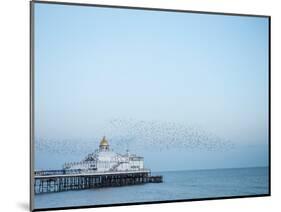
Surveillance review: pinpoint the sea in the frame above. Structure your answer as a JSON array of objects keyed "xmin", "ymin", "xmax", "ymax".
[{"xmin": 34, "ymin": 167, "xmax": 269, "ymax": 209}]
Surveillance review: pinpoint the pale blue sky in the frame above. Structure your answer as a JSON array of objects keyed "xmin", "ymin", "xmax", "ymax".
[{"xmin": 34, "ymin": 3, "xmax": 269, "ymax": 170}]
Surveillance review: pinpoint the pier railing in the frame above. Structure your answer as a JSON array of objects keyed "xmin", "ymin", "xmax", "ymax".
[{"xmin": 34, "ymin": 168, "xmax": 151, "ymax": 177}]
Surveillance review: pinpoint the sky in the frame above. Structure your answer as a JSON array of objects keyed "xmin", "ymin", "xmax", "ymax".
[{"xmin": 34, "ymin": 3, "xmax": 269, "ymax": 171}]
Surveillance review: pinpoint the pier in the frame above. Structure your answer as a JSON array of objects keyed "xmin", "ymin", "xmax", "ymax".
[{"xmin": 34, "ymin": 169, "xmax": 163, "ymax": 194}]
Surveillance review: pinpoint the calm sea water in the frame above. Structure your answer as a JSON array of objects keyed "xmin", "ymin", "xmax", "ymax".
[{"xmin": 34, "ymin": 167, "xmax": 269, "ymax": 209}]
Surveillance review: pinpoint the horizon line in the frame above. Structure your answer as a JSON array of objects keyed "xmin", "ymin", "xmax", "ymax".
[{"xmin": 154, "ymin": 165, "xmax": 269, "ymax": 173}]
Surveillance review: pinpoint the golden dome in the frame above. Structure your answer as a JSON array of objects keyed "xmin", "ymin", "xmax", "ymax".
[{"xmin": 100, "ymin": 136, "xmax": 109, "ymax": 146}]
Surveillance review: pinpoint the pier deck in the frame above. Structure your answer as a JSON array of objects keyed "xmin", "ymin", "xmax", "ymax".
[{"xmin": 34, "ymin": 169, "xmax": 163, "ymax": 194}]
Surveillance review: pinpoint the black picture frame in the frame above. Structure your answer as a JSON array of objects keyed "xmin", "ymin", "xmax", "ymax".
[{"xmin": 30, "ymin": 1, "xmax": 271, "ymax": 211}]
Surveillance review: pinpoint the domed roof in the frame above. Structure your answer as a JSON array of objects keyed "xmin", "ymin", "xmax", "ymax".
[{"xmin": 100, "ymin": 136, "xmax": 109, "ymax": 146}]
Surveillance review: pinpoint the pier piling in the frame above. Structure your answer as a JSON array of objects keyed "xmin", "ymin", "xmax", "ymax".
[{"xmin": 34, "ymin": 169, "xmax": 163, "ymax": 194}]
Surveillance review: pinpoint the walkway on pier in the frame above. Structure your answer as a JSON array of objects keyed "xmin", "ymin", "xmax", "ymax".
[{"xmin": 35, "ymin": 169, "xmax": 151, "ymax": 179}]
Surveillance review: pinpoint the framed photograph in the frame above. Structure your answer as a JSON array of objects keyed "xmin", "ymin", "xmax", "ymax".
[{"xmin": 30, "ymin": 1, "xmax": 270, "ymax": 211}]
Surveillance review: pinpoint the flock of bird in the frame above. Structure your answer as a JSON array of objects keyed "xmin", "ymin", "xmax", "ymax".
[
  {"xmin": 35, "ymin": 119, "xmax": 234, "ymax": 154},
  {"xmin": 107, "ymin": 119, "xmax": 234, "ymax": 152}
]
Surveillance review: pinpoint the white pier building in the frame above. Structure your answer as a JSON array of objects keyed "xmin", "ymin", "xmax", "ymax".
[{"xmin": 63, "ymin": 136, "xmax": 144, "ymax": 172}]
